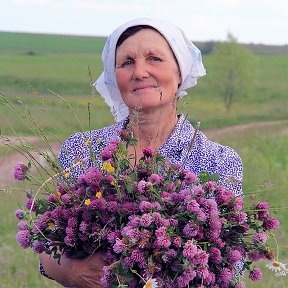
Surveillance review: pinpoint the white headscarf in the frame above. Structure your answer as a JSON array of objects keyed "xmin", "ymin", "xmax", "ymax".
[{"xmin": 94, "ymin": 17, "xmax": 206, "ymax": 122}]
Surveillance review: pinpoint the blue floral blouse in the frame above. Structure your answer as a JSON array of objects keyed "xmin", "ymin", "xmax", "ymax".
[{"xmin": 58, "ymin": 114, "xmax": 243, "ymax": 196}]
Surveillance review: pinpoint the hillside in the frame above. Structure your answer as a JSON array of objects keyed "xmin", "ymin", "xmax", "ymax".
[{"xmin": 1, "ymin": 31, "xmax": 288, "ymax": 55}]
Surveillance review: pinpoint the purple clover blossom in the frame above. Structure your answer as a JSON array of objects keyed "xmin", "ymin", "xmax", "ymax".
[
  {"xmin": 263, "ymin": 217, "xmax": 280, "ymax": 230},
  {"xmin": 249, "ymin": 267, "xmax": 263, "ymax": 281},
  {"xmin": 252, "ymin": 232, "xmax": 268, "ymax": 244},
  {"xmin": 182, "ymin": 267, "xmax": 197, "ymax": 283},
  {"xmin": 25, "ymin": 198, "xmax": 37, "ymax": 211},
  {"xmin": 214, "ymin": 238, "xmax": 225, "ymax": 249},
  {"xmin": 32, "ymin": 240, "xmax": 45, "ymax": 254},
  {"xmin": 155, "ymin": 226, "xmax": 167, "ymax": 237},
  {"xmin": 139, "ymin": 201, "xmax": 153, "ymax": 213},
  {"xmin": 127, "ymin": 215, "xmax": 140, "ymax": 227},
  {"xmin": 196, "ymin": 209, "xmax": 207, "ymax": 222},
  {"xmin": 151, "ymin": 201, "xmax": 161, "ymax": 211},
  {"xmin": 100, "ymin": 140, "xmax": 118, "ymax": 160},
  {"xmin": 15, "ymin": 209, "xmax": 24, "ymax": 220},
  {"xmin": 139, "ymin": 214, "xmax": 153, "ymax": 227},
  {"xmin": 228, "ymin": 249, "xmax": 242, "ymax": 265},
  {"xmin": 205, "ymin": 180, "xmax": 216, "ymax": 192},
  {"xmin": 176, "ymin": 274, "xmax": 190, "ymax": 288},
  {"xmin": 13, "ymin": 162, "xmax": 29, "ymax": 181},
  {"xmin": 248, "ymin": 251, "xmax": 266, "ymax": 262},
  {"xmin": 121, "ymin": 227, "xmax": 140, "ymax": 242},
  {"xmin": 196, "ymin": 266, "xmax": 210, "ymax": 282},
  {"xmin": 148, "ymin": 173, "xmax": 162, "ymax": 185},
  {"xmin": 130, "ymin": 249, "xmax": 146, "ymax": 268},
  {"xmin": 100, "ymin": 146, "xmax": 113, "ymax": 160},
  {"xmin": 142, "ymin": 146, "xmax": 154, "ymax": 158},
  {"xmin": 179, "ymin": 188, "xmax": 191, "ymax": 200},
  {"xmin": 209, "ymin": 218, "xmax": 222, "ymax": 231},
  {"xmin": 233, "ymin": 197, "xmax": 244, "ymax": 210},
  {"xmin": 231, "ymin": 211, "xmax": 248, "ymax": 225},
  {"xmin": 61, "ymin": 193, "xmax": 71, "ymax": 204},
  {"xmin": 172, "ymin": 236, "xmax": 182, "ymax": 248},
  {"xmin": 208, "ymin": 247, "xmax": 222, "ymax": 264},
  {"xmin": 90, "ymin": 198, "xmax": 107, "ymax": 211},
  {"xmin": 16, "ymin": 229, "xmax": 31, "ymax": 249},
  {"xmin": 121, "ymin": 255, "xmax": 134, "ymax": 270},
  {"xmin": 79, "ymin": 221, "xmax": 90, "ymax": 234},
  {"xmin": 204, "ymin": 198, "xmax": 218, "ymax": 208},
  {"xmin": 64, "ymin": 235, "xmax": 75, "ymax": 246},
  {"xmin": 113, "ymin": 238, "xmax": 127, "ymax": 253},
  {"xmin": 169, "ymin": 218, "xmax": 178, "ymax": 227},
  {"xmin": 218, "ymin": 267, "xmax": 234, "ymax": 286},
  {"xmin": 255, "ymin": 201, "xmax": 270, "ymax": 220},
  {"xmin": 165, "ymin": 182, "xmax": 176, "ymax": 192},
  {"xmin": 78, "ymin": 167, "xmax": 102, "ymax": 188},
  {"xmin": 65, "ymin": 226, "xmax": 76, "ymax": 237},
  {"xmin": 46, "ymin": 193, "xmax": 58, "ymax": 203},
  {"xmin": 193, "ymin": 184, "xmax": 205, "ymax": 198},
  {"xmin": 17, "ymin": 221, "xmax": 28, "ymax": 231},
  {"xmin": 154, "ymin": 236, "xmax": 171, "ymax": 249},
  {"xmin": 107, "ymin": 231, "xmax": 122, "ymax": 245},
  {"xmin": 164, "ymin": 249, "xmax": 177, "ymax": 261},
  {"xmin": 195, "ymin": 250, "xmax": 209, "ymax": 265},
  {"xmin": 183, "ymin": 222, "xmax": 198, "ymax": 238},
  {"xmin": 215, "ymin": 189, "xmax": 234, "ymax": 205},
  {"xmin": 203, "ymin": 271, "xmax": 216, "ymax": 286},
  {"xmin": 186, "ymin": 199, "xmax": 200, "ymax": 213},
  {"xmin": 184, "ymin": 171, "xmax": 196, "ymax": 185},
  {"xmin": 121, "ymin": 202, "xmax": 136, "ymax": 215},
  {"xmin": 171, "ymin": 192, "xmax": 184, "ymax": 203},
  {"xmin": 183, "ymin": 240, "xmax": 198, "ymax": 261},
  {"xmin": 67, "ymin": 218, "xmax": 78, "ymax": 228},
  {"xmin": 137, "ymin": 180, "xmax": 147, "ymax": 193},
  {"xmin": 107, "ymin": 201, "xmax": 119, "ymax": 213}
]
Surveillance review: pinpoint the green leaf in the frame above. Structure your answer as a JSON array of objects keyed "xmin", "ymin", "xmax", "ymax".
[{"xmin": 199, "ymin": 171, "xmax": 220, "ymax": 184}]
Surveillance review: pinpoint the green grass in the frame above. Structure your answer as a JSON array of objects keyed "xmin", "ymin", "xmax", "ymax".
[
  {"xmin": 0, "ymin": 53, "xmax": 103, "ymax": 96},
  {"xmin": 0, "ymin": 32, "xmax": 106, "ymax": 55},
  {"xmin": 209, "ymin": 123, "xmax": 288, "ymax": 287}
]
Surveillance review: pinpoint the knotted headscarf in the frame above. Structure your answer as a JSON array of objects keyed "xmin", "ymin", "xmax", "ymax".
[{"xmin": 94, "ymin": 17, "xmax": 206, "ymax": 121}]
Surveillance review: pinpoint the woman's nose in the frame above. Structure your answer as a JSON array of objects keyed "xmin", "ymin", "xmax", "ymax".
[{"xmin": 132, "ymin": 61, "xmax": 150, "ymax": 80}]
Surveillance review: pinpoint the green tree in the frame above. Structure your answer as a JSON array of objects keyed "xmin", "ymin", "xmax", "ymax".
[{"xmin": 211, "ymin": 33, "xmax": 255, "ymax": 111}]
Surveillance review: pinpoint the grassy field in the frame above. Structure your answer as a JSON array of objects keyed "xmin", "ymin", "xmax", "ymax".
[{"xmin": 0, "ymin": 32, "xmax": 288, "ymax": 287}]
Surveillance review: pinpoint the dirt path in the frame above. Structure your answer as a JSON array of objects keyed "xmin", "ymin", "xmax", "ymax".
[
  {"xmin": 1, "ymin": 120, "xmax": 287, "ymax": 188},
  {"xmin": 0, "ymin": 139, "xmax": 62, "ymax": 189},
  {"xmin": 204, "ymin": 120, "xmax": 288, "ymax": 139}
]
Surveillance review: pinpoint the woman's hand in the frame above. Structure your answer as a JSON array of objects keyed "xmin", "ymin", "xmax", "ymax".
[{"xmin": 40, "ymin": 252, "xmax": 108, "ymax": 288}]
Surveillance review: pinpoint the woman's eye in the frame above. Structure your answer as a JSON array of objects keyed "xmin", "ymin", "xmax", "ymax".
[
  {"xmin": 122, "ymin": 59, "xmax": 134, "ymax": 67},
  {"xmin": 148, "ymin": 56, "xmax": 161, "ymax": 62}
]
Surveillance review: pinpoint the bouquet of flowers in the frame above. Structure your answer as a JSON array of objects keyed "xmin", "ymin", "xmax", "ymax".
[{"xmin": 15, "ymin": 131, "xmax": 286, "ymax": 287}]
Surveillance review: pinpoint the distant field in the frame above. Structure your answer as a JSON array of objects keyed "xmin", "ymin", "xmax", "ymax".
[
  {"xmin": 1, "ymin": 31, "xmax": 288, "ymax": 100},
  {"xmin": 0, "ymin": 31, "xmax": 106, "ymax": 54}
]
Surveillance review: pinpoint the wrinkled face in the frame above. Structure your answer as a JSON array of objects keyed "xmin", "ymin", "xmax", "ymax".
[{"xmin": 115, "ymin": 29, "xmax": 181, "ymax": 113}]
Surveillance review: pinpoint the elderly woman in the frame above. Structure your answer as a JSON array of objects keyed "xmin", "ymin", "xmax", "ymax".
[{"xmin": 40, "ymin": 18, "xmax": 243, "ymax": 287}]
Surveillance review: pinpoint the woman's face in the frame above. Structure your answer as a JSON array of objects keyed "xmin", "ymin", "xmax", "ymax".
[{"xmin": 115, "ymin": 29, "xmax": 181, "ymax": 113}]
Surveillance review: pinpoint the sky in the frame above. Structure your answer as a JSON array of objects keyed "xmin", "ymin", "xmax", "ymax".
[{"xmin": 1, "ymin": 0, "xmax": 287, "ymax": 45}]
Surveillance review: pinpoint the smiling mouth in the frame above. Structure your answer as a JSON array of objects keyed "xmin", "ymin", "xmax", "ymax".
[{"xmin": 133, "ymin": 85, "xmax": 159, "ymax": 92}]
